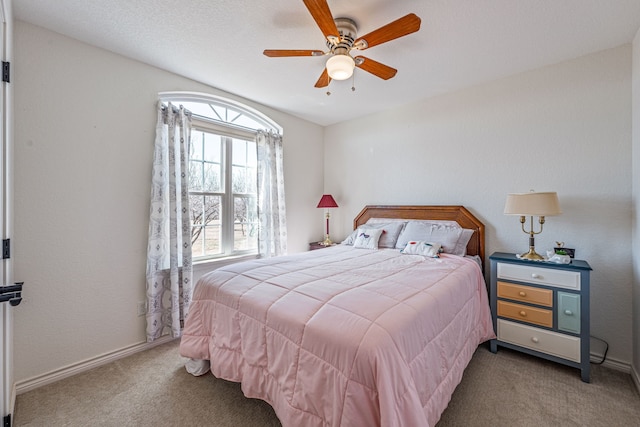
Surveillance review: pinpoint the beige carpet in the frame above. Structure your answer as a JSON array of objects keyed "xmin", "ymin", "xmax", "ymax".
[{"xmin": 14, "ymin": 340, "xmax": 640, "ymax": 426}]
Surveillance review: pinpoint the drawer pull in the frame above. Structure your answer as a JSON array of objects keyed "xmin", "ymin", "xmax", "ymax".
[
  {"xmin": 531, "ymin": 337, "xmax": 539, "ymax": 343},
  {"xmin": 519, "ymin": 311, "xmax": 527, "ymax": 317},
  {"xmin": 564, "ymin": 309, "xmax": 573, "ymax": 316},
  {"xmin": 531, "ymin": 273, "xmax": 541, "ymax": 279},
  {"xmin": 519, "ymin": 291, "xmax": 527, "ymax": 297}
]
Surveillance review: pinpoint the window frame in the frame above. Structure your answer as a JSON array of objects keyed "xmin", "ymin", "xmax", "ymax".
[{"xmin": 159, "ymin": 92, "xmax": 281, "ymax": 263}]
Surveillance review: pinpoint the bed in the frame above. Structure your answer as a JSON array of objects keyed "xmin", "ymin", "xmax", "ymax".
[{"xmin": 179, "ymin": 205, "xmax": 495, "ymax": 426}]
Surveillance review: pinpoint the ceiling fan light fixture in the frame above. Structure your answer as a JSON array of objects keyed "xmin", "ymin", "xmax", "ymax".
[{"xmin": 326, "ymin": 54, "xmax": 355, "ymax": 80}]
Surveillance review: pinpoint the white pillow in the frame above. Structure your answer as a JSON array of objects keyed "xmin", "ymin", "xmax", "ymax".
[
  {"xmin": 401, "ymin": 241, "xmax": 441, "ymax": 257},
  {"xmin": 353, "ymin": 228, "xmax": 383, "ymax": 249},
  {"xmin": 341, "ymin": 221, "xmax": 406, "ymax": 248},
  {"xmin": 395, "ymin": 221, "xmax": 474, "ymax": 256},
  {"xmin": 341, "ymin": 231, "xmax": 357, "ymax": 245},
  {"xmin": 454, "ymin": 229, "xmax": 474, "ymax": 256}
]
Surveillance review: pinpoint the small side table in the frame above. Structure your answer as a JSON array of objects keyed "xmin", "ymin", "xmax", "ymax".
[{"xmin": 309, "ymin": 242, "xmax": 337, "ymax": 251}]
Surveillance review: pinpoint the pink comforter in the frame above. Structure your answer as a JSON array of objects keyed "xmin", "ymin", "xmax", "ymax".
[{"xmin": 180, "ymin": 245, "xmax": 495, "ymax": 426}]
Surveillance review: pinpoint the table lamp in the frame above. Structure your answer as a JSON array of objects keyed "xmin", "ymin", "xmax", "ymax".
[
  {"xmin": 317, "ymin": 194, "xmax": 338, "ymax": 246},
  {"xmin": 504, "ymin": 191, "xmax": 561, "ymax": 260}
]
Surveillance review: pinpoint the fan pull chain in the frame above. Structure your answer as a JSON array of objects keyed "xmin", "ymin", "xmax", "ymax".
[{"xmin": 323, "ymin": 75, "xmax": 357, "ymax": 95}]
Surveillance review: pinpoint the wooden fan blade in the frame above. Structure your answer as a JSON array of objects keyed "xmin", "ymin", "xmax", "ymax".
[
  {"xmin": 354, "ymin": 13, "xmax": 421, "ymax": 50},
  {"xmin": 355, "ymin": 56, "xmax": 397, "ymax": 80},
  {"xmin": 264, "ymin": 49, "xmax": 324, "ymax": 57},
  {"xmin": 314, "ymin": 68, "xmax": 331, "ymax": 88},
  {"xmin": 303, "ymin": 0, "xmax": 339, "ymax": 41}
]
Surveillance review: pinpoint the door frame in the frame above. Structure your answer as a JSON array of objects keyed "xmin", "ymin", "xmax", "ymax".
[{"xmin": 0, "ymin": 0, "xmax": 14, "ymax": 422}]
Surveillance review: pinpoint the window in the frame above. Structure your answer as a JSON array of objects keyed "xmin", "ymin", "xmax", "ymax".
[{"xmin": 161, "ymin": 92, "xmax": 281, "ymax": 261}]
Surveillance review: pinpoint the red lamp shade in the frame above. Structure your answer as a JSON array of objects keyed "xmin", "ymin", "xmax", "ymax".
[{"xmin": 317, "ymin": 194, "xmax": 338, "ymax": 208}]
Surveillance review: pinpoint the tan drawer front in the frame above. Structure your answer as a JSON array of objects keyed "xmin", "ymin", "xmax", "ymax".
[
  {"xmin": 497, "ymin": 281, "xmax": 553, "ymax": 307},
  {"xmin": 497, "ymin": 263, "xmax": 580, "ymax": 290},
  {"xmin": 497, "ymin": 319, "xmax": 580, "ymax": 362},
  {"xmin": 497, "ymin": 300, "xmax": 553, "ymax": 327}
]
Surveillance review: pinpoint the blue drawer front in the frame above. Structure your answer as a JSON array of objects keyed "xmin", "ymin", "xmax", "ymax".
[{"xmin": 558, "ymin": 292, "xmax": 580, "ymax": 333}]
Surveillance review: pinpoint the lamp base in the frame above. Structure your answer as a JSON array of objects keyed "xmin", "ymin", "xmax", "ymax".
[
  {"xmin": 321, "ymin": 235, "xmax": 333, "ymax": 246},
  {"xmin": 519, "ymin": 248, "xmax": 545, "ymax": 260}
]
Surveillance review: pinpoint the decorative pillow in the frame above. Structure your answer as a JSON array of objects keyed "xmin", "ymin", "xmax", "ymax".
[
  {"xmin": 395, "ymin": 221, "xmax": 474, "ymax": 256},
  {"xmin": 362, "ymin": 220, "xmax": 406, "ymax": 248},
  {"xmin": 401, "ymin": 241, "xmax": 441, "ymax": 257},
  {"xmin": 353, "ymin": 228, "xmax": 383, "ymax": 249},
  {"xmin": 341, "ymin": 221, "xmax": 406, "ymax": 248}
]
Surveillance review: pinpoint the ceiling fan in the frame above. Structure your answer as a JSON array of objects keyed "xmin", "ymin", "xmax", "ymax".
[{"xmin": 263, "ymin": 0, "xmax": 421, "ymax": 88}]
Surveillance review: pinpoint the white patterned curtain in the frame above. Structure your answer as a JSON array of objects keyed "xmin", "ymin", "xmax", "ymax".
[
  {"xmin": 256, "ymin": 130, "xmax": 287, "ymax": 257},
  {"xmin": 145, "ymin": 102, "xmax": 193, "ymax": 342}
]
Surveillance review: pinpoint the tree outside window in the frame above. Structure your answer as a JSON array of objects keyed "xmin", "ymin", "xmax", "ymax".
[{"xmin": 189, "ymin": 129, "xmax": 258, "ymax": 259}]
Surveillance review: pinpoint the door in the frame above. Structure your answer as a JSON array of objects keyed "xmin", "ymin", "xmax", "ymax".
[{"xmin": 0, "ymin": 0, "xmax": 13, "ymax": 423}]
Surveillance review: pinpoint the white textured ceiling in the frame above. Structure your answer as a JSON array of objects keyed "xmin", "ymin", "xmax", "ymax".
[{"xmin": 13, "ymin": 0, "xmax": 640, "ymax": 126}]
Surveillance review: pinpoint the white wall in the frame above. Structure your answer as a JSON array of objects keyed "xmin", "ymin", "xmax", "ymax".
[
  {"xmin": 12, "ymin": 21, "xmax": 324, "ymax": 382},
  {"xmin": 325, "ymin": 46, "xmax": 634, "ymax": 365},
  {"xmin": 632, "ymin": 29, "xmax": 640, "ymax": 384}
]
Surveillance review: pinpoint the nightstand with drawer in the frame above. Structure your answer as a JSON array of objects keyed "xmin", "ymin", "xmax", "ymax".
[{"xmin": 489, "ymin": 252, "xmax": 592, "ymax": 382}]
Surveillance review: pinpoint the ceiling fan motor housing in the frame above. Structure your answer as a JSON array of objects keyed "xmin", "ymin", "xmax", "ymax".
[{"xmin": 327, "ymin": 18, "xmax": 358, "ymax": 53}]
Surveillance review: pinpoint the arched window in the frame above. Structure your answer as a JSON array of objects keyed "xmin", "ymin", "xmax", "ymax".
[{"xmin": 160, "ymin": 92, "xmax": 282, "ymax": 260}]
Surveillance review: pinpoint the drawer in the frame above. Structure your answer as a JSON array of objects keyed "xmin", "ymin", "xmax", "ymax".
[
  {"xmin": 558, "ymin": 292, "xmax": 581, "ymax": 334},
  {"xmin": 497, "ymin": 262, "xmax": 580, "ymax": 290},
  {"xmin": 497, "ymin": 300, "xmax": 553, "ymax": 327},
  {"xmin": 497, "ymin": 281, "xmax": 553, "ymax": 307},
  {"xmin": 497, "ymin": 319, "xmax": 580, "ymax": 362}
]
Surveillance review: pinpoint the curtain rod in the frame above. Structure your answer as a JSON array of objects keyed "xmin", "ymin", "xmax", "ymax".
[{"xmin": 160, "ymin": 102, "xmax": 192, "ymax": 118}]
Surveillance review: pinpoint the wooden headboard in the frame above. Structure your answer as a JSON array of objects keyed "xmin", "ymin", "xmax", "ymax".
[{"xmin": 354, "ymin": 205, "xmax": 485, "ymax": 266}]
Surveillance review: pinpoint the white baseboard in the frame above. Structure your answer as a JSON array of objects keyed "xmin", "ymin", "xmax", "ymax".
[
  {"xmin": 15, "ymin": 335, "xmax": 177, "ymax": 395},
  {"xmin": 600, "ymin": 356, "xmax": 632, "ymax": 373}
]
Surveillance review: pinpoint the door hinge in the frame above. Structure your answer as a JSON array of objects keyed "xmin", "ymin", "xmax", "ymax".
[
  {"xmin": 3, "ymin": 414, "xmax": 10, "ymax": 427},
  {"xmin": 2, "ymin": 239, "xmax": 9, "ymax": 259},
  {"xmin": 1, "ymin": 61, "xmax": 9, "ymax": 83}
]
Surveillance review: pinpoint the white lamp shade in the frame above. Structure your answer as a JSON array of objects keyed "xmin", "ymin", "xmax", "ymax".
[
  {"xmin": 504, "ymin": 192, "xmax": 562, "ymax": 216},
  {"xmin": 326, "ymin": 54, "xmax": 355, "ymax": 80}
]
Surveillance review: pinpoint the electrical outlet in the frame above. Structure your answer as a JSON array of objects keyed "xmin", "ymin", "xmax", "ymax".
[{"xmin": 137, "ymin": 301, "xmax": 146, "ymax": 317}]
